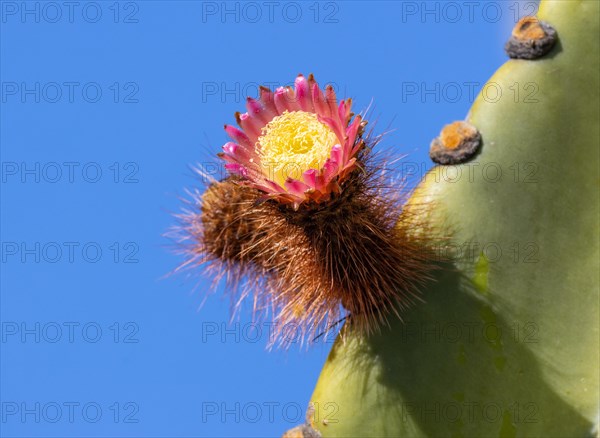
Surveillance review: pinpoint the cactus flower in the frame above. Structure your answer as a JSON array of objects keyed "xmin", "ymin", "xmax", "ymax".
[
  {"xmin": 219, "ymin": 74, "xmax": 364, "ymax": 208},
  {"xmin": 175, "ymin": 74, "xmax": 435, "ymax": 345}
]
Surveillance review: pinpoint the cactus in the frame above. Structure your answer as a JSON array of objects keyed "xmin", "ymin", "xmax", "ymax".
[{"xmin": 308, "ymin": 0, "xmax": 599, "ymax": 436}]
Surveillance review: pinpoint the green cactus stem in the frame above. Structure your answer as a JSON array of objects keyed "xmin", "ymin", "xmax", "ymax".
[{"xmin": 308, "ymin": 0, "xmax": 599, "ymax": 436}]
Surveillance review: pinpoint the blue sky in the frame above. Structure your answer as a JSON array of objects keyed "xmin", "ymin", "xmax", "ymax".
[{"xmin": 1, "ymin": 1, "xmax": 534, "ymax": 436}]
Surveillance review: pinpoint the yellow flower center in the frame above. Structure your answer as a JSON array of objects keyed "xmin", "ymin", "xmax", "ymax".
[{"xmin": 257, "ymin": 111, "xmax": 338, "ymax": 187}]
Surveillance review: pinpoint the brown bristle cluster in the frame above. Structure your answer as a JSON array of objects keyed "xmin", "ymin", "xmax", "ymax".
[{"xmin": 176, "ymin": 144, "xmax": 437, "ymax": 346}]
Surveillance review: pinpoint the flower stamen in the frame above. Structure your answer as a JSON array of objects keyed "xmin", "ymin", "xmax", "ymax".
[{"xmin": 257, "ymin": 111, "xmax": 338, "ymax": 187}]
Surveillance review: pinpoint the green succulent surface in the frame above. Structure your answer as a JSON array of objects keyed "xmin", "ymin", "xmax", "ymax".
[{"xmin": 309, "ymin": 1, "xmax": 600, "ymax": 436}]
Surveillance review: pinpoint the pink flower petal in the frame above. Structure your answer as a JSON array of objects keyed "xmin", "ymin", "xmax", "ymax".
[
  {"xmin": 224, "ymin": 125, "xmax": 253, "ymax": 150},
  {"xmin": 273, "ymin": 87, "xmax": 288, "ymax": 114},
  {"xmin": 294, "ymin": 74, "xmax": 314, "ymax": 113},
  {"xmin": 343, "ymin": 115, "xmax": 362, "ymax": 161},
  {"xmin": 338, "ymin": 99, "xmax": 352, "ymax": 126},
  {"xmin": 284, "ymin": 178, "xmax": 311, "ymax": 197},
  {"xmin": 259, "ymin": 86, "xmax": 278, "ymax": 118},
  {"xmin": 246, "ymin": 97, "xmax": 269, "ymax": 123},
  {"xmin": 350, "ymin": 138, "xmax": 365, "ymax": 158},
  {"xmin": 345, "ymin": 115, "xmax": 361, "ymax": 143},
  {"xmin": 235, "ymin": 112, "xmax": 262, "ymax": 142},
  {"xmin": 312, "ymin": 83, "xmax": 329, "ymax": 118},
  {"xmin": 222, "ymin": 141, "xmax": 251, "ymax": 162},
  {"xmin": 302, "ymin": 169, "xmax": 318, "ymax": 188},
  {"xmin": 329, "ymin": 144, "xmax": 343, "ymax": 164},
  {"xmin": 217, "ymin": 152, "xmax": 235, "ymax": 164},
  {"xmin": 255, "ymin": 178, "xmax": 287, "ymax": 194},
  {"xmin": 274, "ymin": 86, "xmax": 301, "ymax": 113},
  {"xmin": 338, "ymin": 160, "xmax": 359, "ymax": 181},
  {"xmin": 307, "ymin": 73, "xmax": 317, "ymax": 90},
  {"xmin": 321, "ymin": 158, "xmax": 339, "ymax": 182},
  {"xmin": 225, "ymin": 163, "xmax": 248, "ymax": 177},
  {"xmin": 325, "ymin": 85, "xmax": 339, "ymax": 122},
  {"xmin": 316, "ymin": 115, "xmax": 345, "ymax": 146}
]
